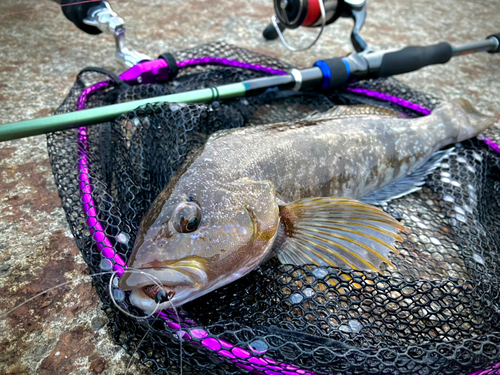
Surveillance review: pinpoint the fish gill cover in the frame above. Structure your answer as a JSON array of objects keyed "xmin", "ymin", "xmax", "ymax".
[{"xmin": 47, "ymin": 42, "xmax": 500, "ymax": 374}]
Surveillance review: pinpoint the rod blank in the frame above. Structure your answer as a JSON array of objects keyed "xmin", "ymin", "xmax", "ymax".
[
  {"xmin": 452, "ymin": 37, "xmax": 499, "ymax": 56},
  {"xmin": 0, "ymin": 83, "xmax": 248, "ymax": 142}
]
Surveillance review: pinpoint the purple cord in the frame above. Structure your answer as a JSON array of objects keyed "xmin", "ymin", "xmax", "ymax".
[
  {"xmin": 75, "ymin": 58, "xmax": 500, "ymax": 375},
  {"xmin": 119, "ymin": 57, "xmax": 287, "ymax": 85},
  {"xmin": 469, "ymin": 362, "xmax": 500, "ymax": 375},
  {"xmin": 77, "ymin": 81, "xmax": 126, "ymax": 277},
  {"xmin": 346, "ymin": 87, "xmax": 432, "ymax": 116},
  {"xmin": 177, "ymin": 57, "xmax": 287, "ymax": 75},
  {"xmin": 482, "ymin": 136, "xmax": 500, "ymax": 155}
]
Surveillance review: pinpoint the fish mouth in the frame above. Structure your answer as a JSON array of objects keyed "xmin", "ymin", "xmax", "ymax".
[
  {"xmin": 130, "ymin": 284, "xmax": 197, "ymax": 311},
  {"xmin": 118, "ymin": 262, "xmax": 208, "ymax": 312},
  {"xmin": 142, "ymin": 284, "xmax": 176, "ymax": 300}
]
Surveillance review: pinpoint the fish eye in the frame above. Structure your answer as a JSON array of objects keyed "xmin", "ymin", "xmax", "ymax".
[{"xmin": 172, "ymin": 202, "xmax": 202, "ymax": 233}]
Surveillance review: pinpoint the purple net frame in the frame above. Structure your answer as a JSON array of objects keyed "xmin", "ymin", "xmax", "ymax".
[
  {"xmin": 77, "ymin": 61, "xmax": 313, "ymax": 375},
  {"xmin": 75, "ymin": 57, "xmax": 500, "ymax": 375},
  {"xmin": 120, "ymin": 56, "xmax": 287, "ymax": 85},
  {"xmin": 78, "ymin": 81, "xmax": 126, "ymax": 277}
]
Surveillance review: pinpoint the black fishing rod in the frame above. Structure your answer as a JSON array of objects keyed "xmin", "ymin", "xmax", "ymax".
[{"xmin": 0, "ymin": 34, "xmax": 498, "ymax": 142}]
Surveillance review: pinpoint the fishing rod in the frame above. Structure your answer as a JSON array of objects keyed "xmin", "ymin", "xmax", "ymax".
[
  {"xmin": 0, "ymin": 32, "xmax": 498, "ymax": 142},
  {"xmin": 2, "ymin": 0, "xmax": 492, "ymax": 142}
]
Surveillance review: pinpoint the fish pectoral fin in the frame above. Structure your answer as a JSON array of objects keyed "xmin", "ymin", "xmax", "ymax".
[
  {"xmin": 361, "ymin": 149, "xmax": 453, "ymax": 206},
  {"xmin": 276, "ymin": 197, "xmax": 404, "ymax": 273}
]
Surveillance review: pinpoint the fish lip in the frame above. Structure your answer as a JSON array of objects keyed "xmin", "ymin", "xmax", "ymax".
[{"xmin": 118, "ymin": 265, "xmax": 207, "ymax": 291}]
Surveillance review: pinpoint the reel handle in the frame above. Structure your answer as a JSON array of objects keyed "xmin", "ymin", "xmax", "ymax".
[
  {"xmin": 263, "ymin": 22, "xmax": 286, "ymax": 41},
  {"xmin": 53, "ymin": 0, "xmax": 103, "ymax": 34},
  {"xmin": 347, "ymin": 1, "xmax": 367, "ymax": 52}
]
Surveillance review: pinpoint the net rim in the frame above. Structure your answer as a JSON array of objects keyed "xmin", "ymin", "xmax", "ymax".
[{"xmin": 55, "ymin": 45, "xmax": 500, "ymax": 374}]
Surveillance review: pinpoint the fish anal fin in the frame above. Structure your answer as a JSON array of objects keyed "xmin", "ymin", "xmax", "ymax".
[
  {"xmin": 360, "ymin": 149, "xmax": 453, "ymax": 206},
  {"xmin": 276, "ymin": 197, "xmax": 403, "ymax": 274}
]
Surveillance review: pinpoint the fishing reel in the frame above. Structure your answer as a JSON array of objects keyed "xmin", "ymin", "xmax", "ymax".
[{"xmin": 263, "ymin": 0, "xmax": 368, "ymax": 52}]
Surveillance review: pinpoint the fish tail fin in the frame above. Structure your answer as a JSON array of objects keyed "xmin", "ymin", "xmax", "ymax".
[
  {"xmin": 456, "ymin": 98, "xmax": 498, "ymax": 135},
  {"xmin": 436, "ymin": 99, "xmax": 498, "ymax": 144}
]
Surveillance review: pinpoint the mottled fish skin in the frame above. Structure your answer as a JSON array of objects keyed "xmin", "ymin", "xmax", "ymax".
[
  {"xmin": 118, "ymin": 98, "xmax": 494, "ymax": 311},
  {"xmin": 201, "ymin": 99, "xmax": 488, "ymax": 203}
]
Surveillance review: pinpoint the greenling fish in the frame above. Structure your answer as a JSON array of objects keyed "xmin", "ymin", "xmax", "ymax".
[{"xmin": 118, "ymin": 99, "xmax": 495, "ymax": 312}]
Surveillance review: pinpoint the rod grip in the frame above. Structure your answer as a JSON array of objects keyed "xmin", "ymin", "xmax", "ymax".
[
  {"xmin": 378, "ymin": 42, "xmax": 453, "ymax": 77},
  {"xmin": 487, "ymin": 34, "xmax": 500, "ymax": 53}
]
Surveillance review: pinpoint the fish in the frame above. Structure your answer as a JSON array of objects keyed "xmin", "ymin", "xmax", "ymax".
[{"xmin": 117, "ymin": 98, "xmax": 495, "ymax": 312}]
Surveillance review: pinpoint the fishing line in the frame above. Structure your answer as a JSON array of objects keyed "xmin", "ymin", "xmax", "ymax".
[
  {"xmin": 166, "ymin": 290, "xmax": 184, "ymax": 375},
  {"xmin": 124, "ymin": 321, "xmax": 152, "ymax": 375},
  {"xmin": 0, "ymin": 270, "xmax": 117, "ymax": 320},
  {"xmin": 2, "ymin": 266, "xmax": 185, "ymax": 373},
  {"xmin": 108, "ymin": 269, "xmax": 163, "ymax": 319},
  {"xmin": 108, "ymin": 269, "xmax": 184, "ymax": 375},
  {"xmin": 122, "ymin": 294, "xmax": 184, "ymax": 375}
]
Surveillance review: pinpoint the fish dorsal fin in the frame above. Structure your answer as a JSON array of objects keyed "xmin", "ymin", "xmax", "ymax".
[
  {"xmin": 275, "ymin": 197, "xmax": 403, "ymax": 273},
  {"xmin": 361, "ymin": 148, "xmax": 453, "ymax": 206},
  {"xmin": 311, "ymin": 104, "xmax": 404, "ymax": 121}
]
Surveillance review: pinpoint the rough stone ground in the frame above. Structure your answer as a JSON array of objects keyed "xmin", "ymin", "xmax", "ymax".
[{"xmin": 0, "ymin": 0, "xmax": 499, "ymax": 374}]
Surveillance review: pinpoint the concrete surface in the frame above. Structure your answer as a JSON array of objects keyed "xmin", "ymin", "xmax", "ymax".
[{"xmin": 0, "ymin": 0, "xmax": 499, "ymax": 374}]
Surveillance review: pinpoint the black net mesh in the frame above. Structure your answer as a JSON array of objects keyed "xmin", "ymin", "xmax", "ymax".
[{"xmin": 47, "ymin": 42, "xmax": 500, "ymax": 375}]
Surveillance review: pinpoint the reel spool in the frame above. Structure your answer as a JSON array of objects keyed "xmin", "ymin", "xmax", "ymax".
[{"xmin": 263, "ymin": 0, "xmax": 368, "ymax": 52}]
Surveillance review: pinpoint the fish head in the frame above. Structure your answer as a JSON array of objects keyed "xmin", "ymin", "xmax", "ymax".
[{"xmin": 118, "ymin": 177, "xmax": 279, "ymax": 312}]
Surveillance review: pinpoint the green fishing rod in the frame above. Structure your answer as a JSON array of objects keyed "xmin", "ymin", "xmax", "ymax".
[{"xmin": 0, "ymin": 34, "xmax": 499, "ymax": 142}]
